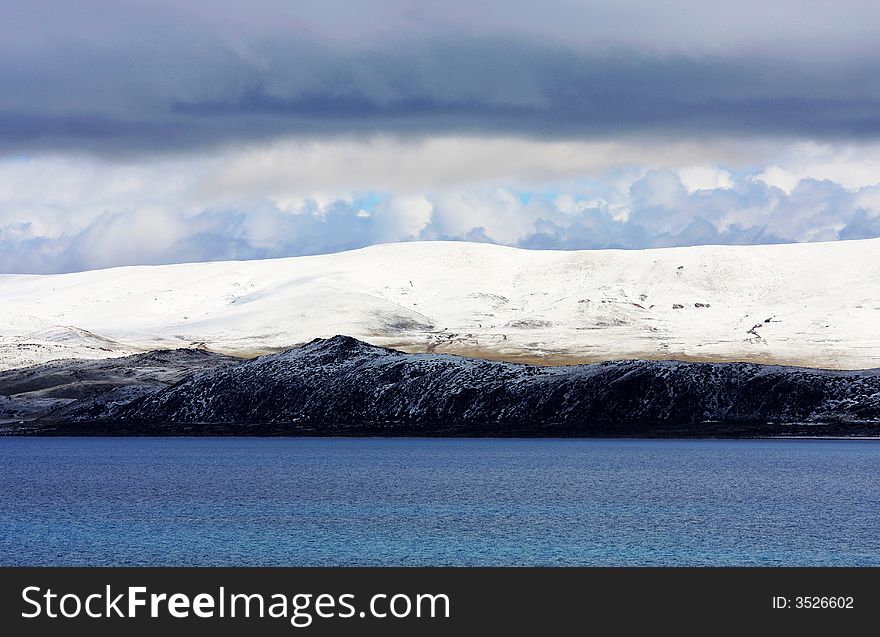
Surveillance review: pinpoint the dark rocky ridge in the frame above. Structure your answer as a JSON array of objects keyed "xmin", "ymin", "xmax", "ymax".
[
  {"xmin": 0, "ymin": 349, "xmax": 239, "ymax": 425},
  {"xmin": 5, "ymin": 335, "xmax": 878, "ymax": 437}
]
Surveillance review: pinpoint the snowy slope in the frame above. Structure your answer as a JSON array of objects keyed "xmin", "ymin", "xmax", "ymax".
[{"xmin": 1, "ymin": 239, "xmax": 879, "ymax": 371}]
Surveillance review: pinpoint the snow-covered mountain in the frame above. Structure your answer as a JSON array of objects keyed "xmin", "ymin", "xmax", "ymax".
[{"xmin": 1, "ymin": 239, "xmax": 879, "ymax": 371}]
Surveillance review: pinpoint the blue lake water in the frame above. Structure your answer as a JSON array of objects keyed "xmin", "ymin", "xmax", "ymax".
[{"xmin": 1, "ymin": 437, "xmax": 879, "ymax": 566}]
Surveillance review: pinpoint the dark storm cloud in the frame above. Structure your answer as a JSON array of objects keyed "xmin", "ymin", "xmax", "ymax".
[{"xmin": 2, "ymin": 1, "xmax": 880, "ymax": 154}]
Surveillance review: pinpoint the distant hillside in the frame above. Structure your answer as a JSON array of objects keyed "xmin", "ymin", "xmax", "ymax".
[{"xmin": 1, "ymin": 239, "xmax": 880, "ymax": 371}]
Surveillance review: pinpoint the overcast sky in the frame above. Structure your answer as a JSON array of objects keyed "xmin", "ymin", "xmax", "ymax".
[{"xmin": 3, "ymin": 1, "xmax": 880, "ymax": 272}]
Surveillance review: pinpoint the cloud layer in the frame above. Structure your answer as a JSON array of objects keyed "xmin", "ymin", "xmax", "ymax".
[
  {"xmin": 3, "ymin": 2, "xmax": 880, "ymax": 153},
  {"xmin": 2, "ymin": 139, "xmax": 879, "ymax": 273},
  {"xmin": 3, "ymin": 2, "xmax": 880, "ymax": 271}
]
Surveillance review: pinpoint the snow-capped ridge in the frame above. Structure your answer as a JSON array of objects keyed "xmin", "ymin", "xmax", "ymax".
[{"xmin": 2, "ymin": 239, "xmax": 880, "ymax": 371}]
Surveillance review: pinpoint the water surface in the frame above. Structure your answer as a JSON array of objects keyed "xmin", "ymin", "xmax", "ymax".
[{"xmin": 2, "ymin": 437, "xmax": 878, "ymax": 565}]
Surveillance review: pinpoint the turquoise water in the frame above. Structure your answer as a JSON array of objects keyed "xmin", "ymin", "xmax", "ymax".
[{"xmin": 1, "ymin": 437, "xmax": 878, "ymax": 566}]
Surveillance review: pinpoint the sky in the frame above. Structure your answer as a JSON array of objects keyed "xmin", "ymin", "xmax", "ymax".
[{"xmin": 2, "ymin": 1, "xmax": 880, "ymax": 273}]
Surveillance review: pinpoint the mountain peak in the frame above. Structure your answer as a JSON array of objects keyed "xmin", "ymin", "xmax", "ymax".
[
  {"xmin": 302, "ymin": 335, "xmax": 391, "ymax": 356},
  {"xmin": 308, "ymin": 334, "xmax": 367, "ymax": 348}
]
